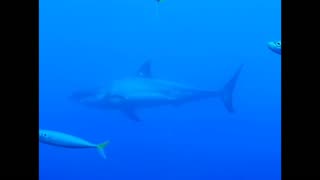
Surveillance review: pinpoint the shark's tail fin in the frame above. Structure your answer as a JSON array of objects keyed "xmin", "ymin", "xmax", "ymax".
[
  {"xmin": 96, "ymin": 141, "xmax": 110, "ymax": 159},
  {"xmin": 218, "ymin": 64, "xmax": 244, "ymax": 113}
]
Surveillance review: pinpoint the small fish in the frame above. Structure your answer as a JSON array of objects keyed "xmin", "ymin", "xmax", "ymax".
[
  {"xmin": 268, "ymin": 40, "xmax": 281, "ymax": 55},
  {"xmin": 39, "ymin": 129, "xmax": 110, "ymax": 159}
]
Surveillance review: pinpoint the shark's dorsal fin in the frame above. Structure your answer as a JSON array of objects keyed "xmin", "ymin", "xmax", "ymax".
[{"xmin": 136, "ymin": 60, "xmax": 152, "ymax": 78}]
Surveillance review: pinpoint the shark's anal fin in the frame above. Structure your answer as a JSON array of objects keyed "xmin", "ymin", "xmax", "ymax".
[
  {"xmin": 136, "ymin": 60, "xmax": 152, "ymax": 78},
  {"xmin": 122, "ymin": 108, "xmax": 141, "ymax": 122}
]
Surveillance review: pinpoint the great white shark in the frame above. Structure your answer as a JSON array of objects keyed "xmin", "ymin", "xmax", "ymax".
[{"xmin": 69, "ymin": 61, "xmax": 244, "ymax": 122}]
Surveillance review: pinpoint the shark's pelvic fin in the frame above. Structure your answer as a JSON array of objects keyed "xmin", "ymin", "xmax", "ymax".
[
  {"xmin": 136, "ymin": 60, "xmax": 152, "ymax": 78},
  {"xmin": 219, "ymin": 64, "xmax": 244, "ymax": 113},
  {"xmin": 96, "ymin": 141, "xmax": 110, "ymax": 159}
]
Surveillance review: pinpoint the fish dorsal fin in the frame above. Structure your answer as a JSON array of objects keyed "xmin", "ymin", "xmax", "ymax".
[{"xmin": 136, "ymin": 60, "xmax": 152, "ymax": 78}]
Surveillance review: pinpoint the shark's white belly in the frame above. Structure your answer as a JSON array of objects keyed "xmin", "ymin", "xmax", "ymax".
[{"xmin": 108, "ymin": 78, "xmax": 204, "ymax": 107}]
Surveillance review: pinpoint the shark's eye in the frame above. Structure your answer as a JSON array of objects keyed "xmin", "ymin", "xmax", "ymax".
[
  {"xmin": 44, "ymin": 134, "xmax": 47, "ymax": 137},
  {"xmin": 276, "ymin": 42, "xmax": 281, "ymax": 46}
]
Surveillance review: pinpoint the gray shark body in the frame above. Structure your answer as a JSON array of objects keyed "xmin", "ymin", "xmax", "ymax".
[{"xmin": 70, "ymin": 61, "xmax": 244, "ymax": 121}]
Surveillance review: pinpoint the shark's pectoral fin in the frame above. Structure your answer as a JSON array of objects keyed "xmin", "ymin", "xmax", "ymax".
[{"xmin": 122, "ymin": 108, "xmax": 141, "ymax": 122}]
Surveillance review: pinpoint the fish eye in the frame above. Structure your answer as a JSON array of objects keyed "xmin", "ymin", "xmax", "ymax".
[{"xmin": 276, "ymin": 42, "xmax": 281, "ymax": 46}]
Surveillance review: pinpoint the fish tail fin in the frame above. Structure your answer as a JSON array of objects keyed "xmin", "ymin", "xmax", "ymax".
[
  {"xmin": 219, "ymin": 64, "xmax": 244, "ymax": 113},
  {"xmin": 96, "ymin": 141, "xmax": 110, "ymax": 159}
]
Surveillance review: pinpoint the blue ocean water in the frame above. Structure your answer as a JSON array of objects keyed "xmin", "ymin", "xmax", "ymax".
[{"xmin": 39, "ymin": 0, "xmax": 281, "ymax": 179}]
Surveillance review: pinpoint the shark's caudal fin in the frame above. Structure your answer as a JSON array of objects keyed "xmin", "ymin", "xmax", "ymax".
[
  {"xmin": 136, "ymin": 60, "xmax": 152, "ymax": 78},
  {"xmin": 96, "ymin": 141, "xmax": 110, "ymax": 159},
  {"xmin": 219, "ymin": 64, "xmax": 244, "ymax": 113}
]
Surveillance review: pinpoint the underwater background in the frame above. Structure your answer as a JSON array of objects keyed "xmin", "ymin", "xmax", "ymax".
[{"xmin": 39, "ymin": 0, "xmax": 281, "ymax": 179}]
